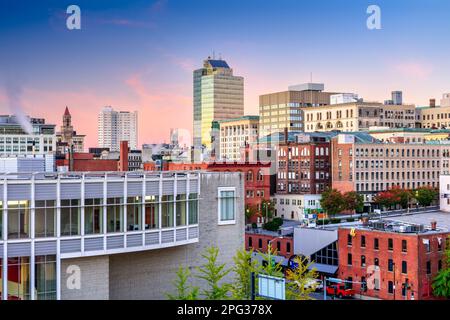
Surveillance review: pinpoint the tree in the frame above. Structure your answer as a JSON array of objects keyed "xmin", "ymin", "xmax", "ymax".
[
  {"xmin": 258, "ymin": 243, "xmax": 284, "ymax": 277},
  {"xmin": 373, "ymin": 190, "xmax": 398, "ymax": 209},
  {"xmin": 261, "ymin": 200, "xmax": 275, "ymax": 221},
  {"xmin": 166, "ymin": 265, "xmax": 199, "ymax": 300},
  {"xmin": 415, "ymin": 186, "xmax": 438, "ymax": 207},
  {"xmin": 245, "ymin": 205, "xmax": 257, "ymax": 224},
  {"xmin": 390, "ymin": 187, "xmax": 412, "ymax": 209},
  {"xmin": 343, "ymin": 191, "xmax": 364, "ymax": 214},
  {"xmin": 230, "ymin": 248, "xmax": 261, "ymax": 300},
  {"xmin": 263, "ymin": 217, "xmax": 283, "ymax": 231},
  {"xmin": 432, "ymin": 237, "xmax": 450, "ymax": 298},
  {"xmin": 285, "ymin": 256, "xmax": 319, "ymax": 300},
  {"xmin": 320, "ymin": 189, "xmax": 345, "ymax": 216},
  {"xmin": 196, "ymin": 246, "xmax": 231, "ymax": 300}
]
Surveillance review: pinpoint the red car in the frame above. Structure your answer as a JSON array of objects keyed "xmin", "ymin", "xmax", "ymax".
[{"xmin": 326, "ymin": 283, "xmax": 355, "ymax": 299}]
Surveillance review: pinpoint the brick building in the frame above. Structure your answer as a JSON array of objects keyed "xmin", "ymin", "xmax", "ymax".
[
  {"xmin": 337, "ymin": 215, "xmax": 449, "ymax": 300},
  {"xmin": 245, "ymin": 231, "xmax": 293, "ymax": 258}
]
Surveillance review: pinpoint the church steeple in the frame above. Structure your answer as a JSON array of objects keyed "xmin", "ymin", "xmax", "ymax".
[{"xmin": 63, "ymin": 106, "xmax": 72, "ymax": 128}]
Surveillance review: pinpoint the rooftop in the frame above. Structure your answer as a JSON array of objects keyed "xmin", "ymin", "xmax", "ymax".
[
  {"xmin": 206, "ymin": 59, "xmax": 230, "ymax": 69},
  {"xmin": 217, "ymin": 115, "xmax": 259, "ymax": 123}
]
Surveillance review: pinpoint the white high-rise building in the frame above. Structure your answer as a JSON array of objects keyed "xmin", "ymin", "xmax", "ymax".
[{"xmin": 98, "ymin": 107, "xmax": 138, "ymax": 151}]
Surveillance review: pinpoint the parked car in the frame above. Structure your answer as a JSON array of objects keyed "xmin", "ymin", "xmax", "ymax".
[
  {"xmin": 304, "ymin": 279, "xmax": 324, "ymax": 292},
  {"xmin": 326, "ymin": 283, "xmax": 355, "ymax": 299}
]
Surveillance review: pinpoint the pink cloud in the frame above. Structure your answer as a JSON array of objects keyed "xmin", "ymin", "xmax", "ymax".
[{"xmin": 393, "ymin": 61, "xmax": 433, "ymax": 79}]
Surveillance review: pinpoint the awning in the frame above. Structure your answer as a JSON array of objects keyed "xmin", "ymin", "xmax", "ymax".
[{"xmin": 308, "ymin": 263, "xmax": 338, "ymax": 275}]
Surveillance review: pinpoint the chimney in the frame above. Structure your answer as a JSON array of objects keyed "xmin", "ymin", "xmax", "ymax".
[
  {"xmin": 431, "ymin": 221, "xmax": 437, "ymax": 231},
  {"xmin": 119, "ymin": 141, "xmax": 129, "ymax": 172},
  {"xmin": 430, "ymin": 99, "xmax": 436, "ymax": 108}
]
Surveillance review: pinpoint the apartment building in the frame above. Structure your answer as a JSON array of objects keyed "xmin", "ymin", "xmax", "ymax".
[
  {"xmin": 0, "ymin": 170, "xmax": 244, "ymax": 300},
  {"xmin": 368, "ymin": 127, "xmax": 450, "ymax": 143},
  {"xmin": 338, "ymin": 215, "xmax": 449, "ymax": 300},
  {"xmin": 98, "ymin": 107, "xmax": 138, "ymax": 151},
  {"xmin": 0, "ymin": 116, "xmax": 56, "ymax": 157},
  {"xmin": 303, "ymin": 102, "xmax": 415, "ymax": 133},
  {"xmin": 218, "ymin": 116, "xmax": 259, "ymax": 161},
  {"xmin": 331, "ymin": 133, "xmax": 445, "ymax": 206},
  {"xmin": 259, "ymin": 83, "xmax": 337, "ymax": 138}
]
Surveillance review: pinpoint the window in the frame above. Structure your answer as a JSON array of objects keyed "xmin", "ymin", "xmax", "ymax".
[
  {"xmin": 347, "ymin": 234, "xmax": 353, "ymax": 246},
  {"xmin": 127, "ymin": 197, "xmax": 142, "ymax": 231},
  {"xmin": 402, "ymin": 261, "xmax": 407, "ymax": 274},
  {"xmin": 286, "ymin": 242, "xmax": 291, "ymax": 253},
  {"xmin": 402, "ymin": 240, "xmax": 407, "ymax": 252},
  {"xmin": 218, "ymin": 188, "xmax": 236, "ymax": 224},
  {"xmin": 85, "ymin": 198, "xmax": 103, "ymax": 235},
  {"xmin": 374, "ymin": 238, "xmax": 379, "ymax": 250},
  {"xmin": 347, "ymin": 253, "xmax": 352, "ymax": 265},
  {"xmin": 0, "ymin": 201, "xmax": 2, "ymax": 239},
  {"xmin": 7, "ymin": 200, "xmax": 30, "ymax": 239},
  {"xmin": 388, "ymin": 281, "xmax": 394, "ymax": 294},
  {"xmin": 374, "ymin": 257, "xmax": 379, "ymax": 268},
  {"xmin": 188, "ymin": 193, "xmax": 199, "ymax": 225},
  {"xmin": 161, "ymin": 195, "xmax": 174, "ymax": 228},
  {"xmin": 258, "ymin": 238, "xmax": 262, "ymax": 248},
  {"xmin": 106, "ymin": 198, "xmax": 123, "ymax": 233},
  {"xmin": 388, "ymin": 259, "xmax": 394, "ymax": 272},
  {"xmin": 8, "ymin": 257, "xmax": 31, "ymax": 300},
  {"xmin": 388, "ymin": 238, "xmax": 393, "ymax": 251},
  {"xmin": 426, "ymin": 261, "xmax": 431, "ymax": 275},
  {"xmin": 61, "ymin": 199, "xmax": 80, "ymax": 236},
  {"xmin": 34, "ymin": 200, "xmax": 56, "ymax": 238},
  {"xmin": 144, "ymin": 195, "xmax": 159, "ymax": 229},
  {"xmin": 175, "ymin": 195, "xmax": 187, "ymax": 227},
  {"xmin": 361, "ymin": 235, "xmax": 366, "ymax": 248},
  {"xmin": 361, "ymin": 255, "xmax": 366, "ymax": 267},
  {"xmin": 35, "ymin": 255, "xmax": 56, "ymax": 300}
]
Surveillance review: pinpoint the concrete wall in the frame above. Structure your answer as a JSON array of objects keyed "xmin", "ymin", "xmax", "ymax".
[
  {"xmin": 109, "ymin": 172, "xmax": 245, "ymax": 299},
  {"xmin": 60, "ymin": 255, "xmax": 109, "ymax": 300}
]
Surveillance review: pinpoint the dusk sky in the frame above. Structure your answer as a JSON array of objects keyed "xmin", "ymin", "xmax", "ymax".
[{"xmin": 1, "ymin": 0, "xmax": 450, "ymax": 148}]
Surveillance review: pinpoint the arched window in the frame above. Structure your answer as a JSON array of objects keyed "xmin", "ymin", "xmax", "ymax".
[
  {"xmin": 248, "ymin": 237, "xmax": 252, "ymax": 247},
  {"xmin": 257, "ymin": 170, "xmax": 263, "ymax": 181},
  {"xmin": 246, "ymin": 170, "xmax": 253, "ymax": 181}
]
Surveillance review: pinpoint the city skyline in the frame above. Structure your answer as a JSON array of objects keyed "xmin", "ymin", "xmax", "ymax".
[{"xmin": 1, "ymin": 0, "xmax": 450, "ymax": 148}]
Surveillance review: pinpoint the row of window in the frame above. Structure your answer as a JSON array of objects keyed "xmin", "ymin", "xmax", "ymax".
[
  {"xmin": 248, "ymin": 237, "xmax": 291, "ymax": 253},
  {"xmin": 0, "ymin": 195, "xmax": 199, "ymax": 239}
]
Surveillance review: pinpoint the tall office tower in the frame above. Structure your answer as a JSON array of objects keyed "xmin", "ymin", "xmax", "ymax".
[
  {"xmin": 98, "ymin": 106, "xmax": 138, "ymax": 151},
  {"xmin": 392, "ymin": 91, "xmax": 403, "ymax": 105},
  {"xmin": 259, "ymin": 83, "xmax": 337, "ymax": 138},
  {"xmin": 193, "ymin": 57, "xmax": 244, "ymax": 158}
]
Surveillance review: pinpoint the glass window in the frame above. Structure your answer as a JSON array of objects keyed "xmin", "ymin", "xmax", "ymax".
[
  {"xmin": 361, "ymin": 235, "xmax": 366, "ymax": 247},
  {"xmin": 35, "ymin": 255, "xmax": 56, "ymax": 300},
  {"xmin": 35, "ymin": 200, "xmax": 56, "ymax": 238},
  {"xmin": 388, "ymin": 281, "xmax": 394, "ymax": 294},
  {"xmin": 161, "ymin": 195, "xmax": 174, "ymax": 228},
  {"xmin": 402, "ymin": 240, "xmax": 407, "ymax": 252},
  {"xmin": 188, "ymin": 193, "xmax": 198, "ymax": 225},
  {"xmin": 402, "ymin": 261, "xmax": 407, "ymax": 274},
  {"xmin": 127, "ymin": 197, "xmax": 142, "ymax": 231},
  {"xmin": 0, "ymin": 201, "xmax": 2, "ymax": 239},
  {"xmin": 374, "ymin": 238, "xmax": 379, "ymax": 250},
  {"xmin": 8, "ymin": 257, "xmax": 31, "ymax": 300},
  {"xmin": 144, "ymin": 196, "xmax": 159, "ymax": 229},
  {"xmin": 106, "ymin": 198, "xmax": 123, "ymax": 233},
  {"xmin": 7, "ymin": 200, "xmax": 30, "ymax": 239},
  {"xmin": 84, "ymin": 198, "xmax": 103, "ymax": 235},
  {"xmin": 219, "ymin": 189, "xmax": 235, "ymax": 223},
  {"xmin": 176, "ymin": 195, "xmax": 187, "ymax": 227},
  {"xmin": 388, "ymin": 238, "xmax": 393, "ymax": 251},
  {"xmin": 61, "ymin": 200, "xmax": 80, "ymax": 236}
]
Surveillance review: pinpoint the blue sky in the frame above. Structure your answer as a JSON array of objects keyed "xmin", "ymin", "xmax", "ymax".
[{"xmin": 1, "ymin": 0, "xmax": 449, "ymax": 145}]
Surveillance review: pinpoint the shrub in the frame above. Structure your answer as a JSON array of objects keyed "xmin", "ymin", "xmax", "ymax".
[{"xmin": 330, "ymin": 218, "xmax": 341, "ymax": 224}]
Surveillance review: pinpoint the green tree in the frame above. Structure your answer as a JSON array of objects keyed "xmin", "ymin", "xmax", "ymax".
[
  {"xmin": 343, "ymin": 191, "xmax": 364, "ymax": 214},
  {"xmin": 245, "ymin": 205, "xmax": 257, "ymax": 224},
  {"xmin": 415, "ymin": 187, "xmax": 438, "ymax": 207},
  {"xmin": 259, "ymin": 243, "xmax": 284, "ymax": 277},
  {"xmin": 230, "ymin": 248, "xmax": 261, "ymax": 300},
  {"xmin": 432, "ymin": 237, "xmax": 450, "ymax": 298},
  {"xmin": 320, "ymin": 189, "xmax": 345, "ymax": 216},
  {"xmin": 285, "ymin": 256, "xmax": 319, "ymax": 300},
  {"xmin": 261, "ymin": 200, "xmax": 275, "ymax": 221},
  {"xmin": 166, "ymin": 265, "xmax": 199, "ymax": 300},
  {"xmin": 196, "ymin": 246, "xmax": 231, "ymax": 300}
]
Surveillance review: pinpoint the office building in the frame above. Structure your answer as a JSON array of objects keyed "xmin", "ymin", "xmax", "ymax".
[
  {"xmin": 218, "ymin": 116, "xmax": 259, "ymax": 161},
  {"xmin": 193, "ymin": 58, "xmax": 244, "ymax": 156},
  {"xmin": 98, "ymin": 107, "xmax": 138, "ymax": 151},
  {"xmin": 0, "ymin": 115, "xmax": 56, "ymax": 157},
  {"xmin": 0, "ymin": 170, "xmax": 244, "ymax": 300},
  {"xmin": 259, "ymin": 83, "xmax": 337, "ymax": 137}
]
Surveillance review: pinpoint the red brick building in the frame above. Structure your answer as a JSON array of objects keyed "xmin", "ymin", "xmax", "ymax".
[
  {"xmin": 277, "ymin": 132, "xmax": 335, "ymax": 195},
  {"xmin": 245, "ymin": 231, "xmax": 293, "ymax": 258},
  {"xmin": 337, "ymin": 219, "xmax": 448, "ymax": 300}
]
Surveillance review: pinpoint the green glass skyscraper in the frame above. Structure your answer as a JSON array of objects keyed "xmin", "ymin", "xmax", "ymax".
[{"xmin": 193, "ymin": 58, "xmax": 244, "ymax": 159}]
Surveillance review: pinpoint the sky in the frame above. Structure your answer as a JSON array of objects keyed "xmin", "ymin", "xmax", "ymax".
[{"xmin": 1, "ymin": 0, "xmax": 450, "ymax": 148}]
